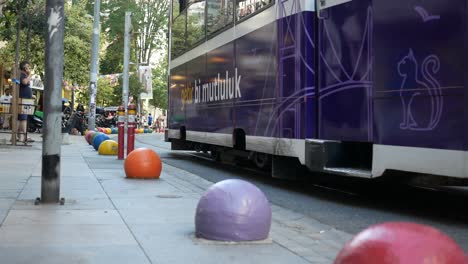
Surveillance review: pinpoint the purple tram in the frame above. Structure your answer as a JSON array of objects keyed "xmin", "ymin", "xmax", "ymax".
[{"xmin": 167, "ymin": 0, "xmax": 467, "ymax": 181}]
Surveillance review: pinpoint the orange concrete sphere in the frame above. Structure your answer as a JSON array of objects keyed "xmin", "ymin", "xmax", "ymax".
[{"xmin": 124, "ymin": 148, "xmax": 162, "ymax": 179}]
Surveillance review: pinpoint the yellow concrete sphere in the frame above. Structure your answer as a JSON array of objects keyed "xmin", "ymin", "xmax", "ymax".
[
  {"xmin": 106, "ymin": 128, "xmax": 113, "ymax": 134},
  {"xmin": 98, "ymin": 140, "xmax": 119, "ymax": 155},
  {"xmin": 139, "ymin": 128, "xmax": 145, "ymax": 133}
]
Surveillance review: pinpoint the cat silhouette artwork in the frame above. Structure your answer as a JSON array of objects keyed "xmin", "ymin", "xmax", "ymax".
[{"xmin": 397, "ymin": 49, "xmax": 443, "ymax": 131}]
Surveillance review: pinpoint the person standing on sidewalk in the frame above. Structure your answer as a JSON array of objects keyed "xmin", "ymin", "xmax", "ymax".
[
  {"xmin": 0, "ymin": 88, "xmax": 12, "ymax": 129},
  {"xmin": 17, "ymin": 61, "xmax": 34, "ymax": 142},
  {"xmin": 147, "ymin": 113, "xmax": 153, "ymax": 128},
  {"xmin": 140, "ymin": 114, "xmax": 147, "ymax": 128}
]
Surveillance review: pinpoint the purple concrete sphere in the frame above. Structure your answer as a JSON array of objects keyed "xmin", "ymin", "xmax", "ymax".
[{"xmin": 195, "ymin": 179, "xmax": 272, "ymax": 241}]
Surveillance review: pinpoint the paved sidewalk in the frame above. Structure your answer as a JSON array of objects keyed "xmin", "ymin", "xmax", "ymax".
[{"xmin": 0, "ymin": 134, "xmax": 352, "ymax": 264}]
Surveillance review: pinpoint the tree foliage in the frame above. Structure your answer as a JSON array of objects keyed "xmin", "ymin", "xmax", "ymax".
[
  {"xmin": 111, "ymin": 74, "xmax": 145, "ymax": 106},
  {"xmin": 101, "ymin": 0, "xmax": 168, "ymax": 72},
  {"xmin": 149, "ymin": 56, "xmax": 167, "ymax": 110},
  {"xmin": 133, "ymin": 0, "xmax": 169, "ymax": 65},
  {"xmin": 63, "ymin": 1, "xmax": 93, "ymax": 85},
  {"xmin": 0, "ymin": 0, "xmax": 168, "ymax": 111},
  {"xmin": 0, "ymin": 0, "xmax": 92, "ymax": 87},
  {"xmin": 100, "ymin": 0, "xmax": 169, "ymax": 111}
]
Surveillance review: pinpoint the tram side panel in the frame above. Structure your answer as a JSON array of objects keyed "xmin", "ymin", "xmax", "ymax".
[
  {"xmin": 204, "ymin": 43, "xmax": 236, "ymax": 134},
  {"xmin": 234, "ymin": 22, "xmax": 278, "ymax": 138},
  {"xmin": 372, "ymin": 0, "xmax": 466, "ymax": 178},
  {"xmin": 169, "ymin": 64, "xmax": 187, "ymax": 132},
  {"xmin": 465, "ymin": 1, "xmax": 468, "ymax": 164},
  {"xmin": 181, "ymin": 44, "xmax": 237, "ymax": 147}
]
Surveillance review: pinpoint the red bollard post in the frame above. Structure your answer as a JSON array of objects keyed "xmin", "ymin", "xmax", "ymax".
[
  {"xmin": 127, "ymin": 104, "xmax": 137, "ymax": 155},
  {"xmin": 117, "ymin": 105, "xmax": 126, "ymax": 160}
]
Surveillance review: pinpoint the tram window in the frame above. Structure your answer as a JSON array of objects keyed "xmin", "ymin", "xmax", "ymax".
[
  {"xmin": 186, "ymin": 1, "xmax": 206, "ymax": 48},
  {"xmin": 236, "ymin": 0, "xmax": 273, "ymax": 21},
  {"xmin": 207, "ymin": 0, "xmax": 234, "ymax": 36},
  {"xmin": 172, "ymin": 10, "xmax": 186, "ymax": 58},
  {"xmin": 173, "ymin": 0, "xmax": 188, "ymax": 19}
]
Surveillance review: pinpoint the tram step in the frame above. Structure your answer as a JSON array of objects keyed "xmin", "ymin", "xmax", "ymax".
[
  {"xmin": 305, "ymin": 139, "xmax": 373, "ymax": 178},
  {"xmin": 323, "ymin": 167, "xmax": 372, "ymax": 178}
]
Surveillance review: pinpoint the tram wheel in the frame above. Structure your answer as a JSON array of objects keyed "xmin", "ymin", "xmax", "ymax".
[
  {"xmin": 210, "ymin": 148, "xmax": 221, "ymax": 162},
  {"xmin": 253, "ymin": 152, "xmax": 271, "ymax": 170}
]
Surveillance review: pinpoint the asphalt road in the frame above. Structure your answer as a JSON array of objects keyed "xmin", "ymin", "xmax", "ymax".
[{"xmin": 137, "ymin": 135, "xmax": 468, "ymax": 251}]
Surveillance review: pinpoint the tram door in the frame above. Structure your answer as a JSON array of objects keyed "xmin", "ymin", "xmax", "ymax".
[
  {"xmin": 277, "ymin": 1, "xmax": 302, "ymax": 140},
  {"xmin": 277, "ymin": 0, "xmax": 315, "ymax": 140},
  {"xmin": 316, "ymin": 0, "xmax": 373, "ymax": 142}
]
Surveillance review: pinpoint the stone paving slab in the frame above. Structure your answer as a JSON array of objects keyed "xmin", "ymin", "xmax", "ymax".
[
  {"xmin": 0, "ymin": 246, "xmax": 151, "ymax": 264},
  {"xmin": 155, "ymin": 162, "xmax": 353, "ymax": 262},
  {"xmin": 12, "ymin": 198, "xmax": 115, "ymax": 210},
  {"xmin": 0, "ymin": 134, "xmax": 353, "ymax": 263},
  {"xmin": 0, "ymin": 225, "xmax": 138, "ymax": 247},
  {"xmin": 3, "ymin": 210, "xmax": 124, "ymax": 225}
]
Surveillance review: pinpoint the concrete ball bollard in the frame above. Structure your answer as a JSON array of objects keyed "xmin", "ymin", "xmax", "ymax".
[
  {"xmin": 85, "ymin": 131, "xmax": 96, "ymax": 145},
  {"xmin": 334, "ymin": 222, "xmax": 467, "ymax": 264},
  {"xmin": 124, "ymin": 148, "xmax": 162, "ymax": 179},
  {"xmin": 93, "ymin": 134, "xmax": 110, "ymax": 151},
  {"xmin": 90, "ymin": 132, "xmax": 102, "ymax": 146},
  {"xmin": 195, "ymin": 179, "xmax": 271, "ymax": 241},
  {"xmin": 98, "ymin": 140, "xmax": 119, "ymax": 155}
]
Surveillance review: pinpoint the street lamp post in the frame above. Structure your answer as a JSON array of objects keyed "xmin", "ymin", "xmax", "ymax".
[
  {"xmin": 88, "ymin": 0, "xmax": 101, "ymax": 131},
  {"xmin": 42, "ymin": 0, "xmax": 65, "ymax": 204}
]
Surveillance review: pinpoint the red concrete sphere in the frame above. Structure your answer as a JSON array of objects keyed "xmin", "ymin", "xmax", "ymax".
[
  {"xmin": 124, "ymin": 148, "xmax": 162, "ymax": 179},
  {"xmin": 334, "ymin": 222, "xmax": 466, "ymax": 264},
  {"xmin": 85, "ymin": 131, "xmax": 96, "ymax": 145}
]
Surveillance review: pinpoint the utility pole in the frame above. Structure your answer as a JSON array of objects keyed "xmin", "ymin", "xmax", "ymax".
[
  {"xmin": 42, "ymin": 0, "xmax": 65, "ymax": 204},
  {"xmin": 122, "ymin": 12, "xmax": 131, "ymax": 109},
  {"xmin": 88, "ymin": 0, "xmax": 101, "ymax": 131}
]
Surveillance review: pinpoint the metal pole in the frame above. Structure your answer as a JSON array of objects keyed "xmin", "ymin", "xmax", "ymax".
[
  {"xmin": 88, "ymin": 0, "xmax": 101, "ymax": 131},
  {"xmin": 42, "ymin": 0, "xmax": 65, "ymax": 203},
  {"xmin": 122, "ymin": 12, "xmax": 131, "ymax": 110},
  {"xmin": 117, "ymin": 105, "xmax": 125, "ymax": 160},
  {"xmin": 71, "ymin": 83, "xmax": 76, "ymax": 110},
  {"xmin": 123, "ymin": 11, "xmax": 131, "ymax": 134}
]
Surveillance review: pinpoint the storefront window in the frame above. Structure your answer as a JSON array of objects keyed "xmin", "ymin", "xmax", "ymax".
[
  {"xmin": 236, "ymin": 0, "xmax": 273, "ymax": 21},
  {"xmin": 186, "ymin": 1, "xmax": 206, "ymax": 47},
  {"xmin": 207, "ymin": 0, "xmax": 234, "ymax": 36}
]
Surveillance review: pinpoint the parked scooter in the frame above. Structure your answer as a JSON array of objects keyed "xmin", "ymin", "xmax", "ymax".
[
  {"xmin": 64, "ymin": 110, "xmax": 86, "ymax": 135},
  {"xmin": 28, "ymin": 112, "xmax": 43, "ymax": 133}
]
